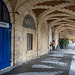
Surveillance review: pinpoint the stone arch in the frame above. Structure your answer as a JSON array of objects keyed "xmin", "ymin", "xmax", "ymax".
[
  {"xmin": 38, "ymin": 3, "xmax": 75, "ymax": 21},
  {"xmin": 15, "ymin": 0, "xmax": 72, "ymax": 15},
  {"xmin": 58, "ymin": 28, "xmax": 75, "ymax": 39},
  {"xmin": 58, "ymin": 27, "xmax": 75, "ymax": 33},
  {"xmin": 39, "ymin": 14, "xmax": 75, "ymax": 24},
  {"xmin": 55, "ymin": 24, "xmax": 75, "ymax": 31},
  {"xmin": 15, "ymin": 0, "xmax": 54, "ymax": 12},
  {"xmin": 48, "ymin": 18, "xmax": 75, "ymax": 28}
]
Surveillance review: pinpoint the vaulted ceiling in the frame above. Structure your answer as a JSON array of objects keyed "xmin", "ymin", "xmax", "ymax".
[
  {"xmin": 3, "ymin": 0, "xmax": 75, "ymax": 39},
  {"xmin": 60, "ymin": 29, "xmax": 75, "ymax": 40}
]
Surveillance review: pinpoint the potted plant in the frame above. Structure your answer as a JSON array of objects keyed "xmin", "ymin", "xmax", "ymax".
[{"xmin": 59, "ymin": 38, "xmax": 69, "ymax": 49}]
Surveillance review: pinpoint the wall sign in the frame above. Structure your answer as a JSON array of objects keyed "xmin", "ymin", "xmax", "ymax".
[{"xmin": 0, "ymin": 21, "xmax": 9, "ymax": 28}]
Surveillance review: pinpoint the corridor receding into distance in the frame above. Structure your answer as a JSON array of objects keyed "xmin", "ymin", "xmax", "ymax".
[
  {"xmin": 1, "ymin": 46, "xmax": 75, "ymax": 75},
  {"xmin": 0, "ymin": 0, "xmax": 75, "ymax": 75}
]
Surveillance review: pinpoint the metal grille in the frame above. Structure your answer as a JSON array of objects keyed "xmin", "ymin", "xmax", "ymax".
[{"xmin": 23, "ymin": 15, "xmax": 36, "ymax": 30}]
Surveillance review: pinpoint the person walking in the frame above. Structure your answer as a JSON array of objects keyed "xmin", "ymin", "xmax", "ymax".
[{"xmin": 50, "ymin": 40, "xmax": 55, "ymax": 52}]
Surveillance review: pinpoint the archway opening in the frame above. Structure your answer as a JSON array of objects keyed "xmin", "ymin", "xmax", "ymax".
[{"xmin": 0, "ymin": 0, "xmax": 11, "ymax": 70}]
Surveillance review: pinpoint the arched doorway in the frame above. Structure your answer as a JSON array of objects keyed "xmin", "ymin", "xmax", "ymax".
[{"xmin": 0, "ymin": 0, "xmax": 11, "ymax": 70}]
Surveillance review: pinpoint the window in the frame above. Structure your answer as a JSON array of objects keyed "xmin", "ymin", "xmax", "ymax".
[
  {"xmin": 27, "ymin": 33, "xmax": 33, "ymax": 50},
  {"xmin": 3, "ymin": 4, "xmax": 9, "ymax": 22},
  {"xmin": 0, "ymin": 0, "xmax": 10, "ymax": 23}
]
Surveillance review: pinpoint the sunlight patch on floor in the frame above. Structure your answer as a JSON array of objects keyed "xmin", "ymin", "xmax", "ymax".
[
  {"xmin": 32, "ymin": 64, "xmax": 55, "ymax": 69},
  {"xmin": 69, "ymin": 55, "xmax": 75, "ymax": 75},
  {"xmin": 41, "ymin": 60, "xmax": 67, "ymax": 66},
  {"xmin": 15, "ymin": 71, "xmax": 63, "ymax": 75}
]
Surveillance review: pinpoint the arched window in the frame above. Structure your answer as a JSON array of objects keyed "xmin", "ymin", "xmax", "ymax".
[
  {"xmin": 22, "ymin": 15, "xmax": 36, "ymax": 30},
  {"xmin": 0, "ymin": 0, "xmax": 10, "ymax": 23}
]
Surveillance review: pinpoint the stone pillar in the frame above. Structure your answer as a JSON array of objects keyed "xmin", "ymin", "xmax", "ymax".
[
  {"xmin": 52, "ymin": 27, "xmax": 55, "ymax": 40},
  {"xmin": 37, "ymin": 23, "xmax": 42, "ymax": 56},
  {"xmin": 49, "ymin": 27, "xmax": 52, "ymax": 51},
  {"xmin": 54, "ymin": 30, "xmax": 59, "ymax": 48}
]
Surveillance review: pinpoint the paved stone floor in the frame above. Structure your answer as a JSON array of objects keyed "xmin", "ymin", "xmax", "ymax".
[{"xmin": 1, "ymin": 49, "xmax": 75, "ymax": 75}]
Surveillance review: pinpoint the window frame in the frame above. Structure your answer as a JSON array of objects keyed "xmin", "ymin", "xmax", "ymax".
[{"xmin": 27, "ymin": 33, "xmax": 33, "ymax": 51}]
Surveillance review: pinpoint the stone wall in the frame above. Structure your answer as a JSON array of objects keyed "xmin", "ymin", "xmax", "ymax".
[
  {"xmin": 13, "ymin": 11, "xmax": 38, "ymax": 65},
  {"xmin": 38, "ymin": 22, "xmax": 49, "ymax": 55},
  {"xmin": 22, "ymin": 28, "xmax": 37, "ymax": 61}
]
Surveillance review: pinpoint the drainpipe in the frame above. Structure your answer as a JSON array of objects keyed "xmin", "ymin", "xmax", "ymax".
[
  {"xmin": 48, "ymin": 25, "xmax": 50, "ymax": 51},
  {"xmin": 9, "ymin": 12, "xmax": 16, "ymax": 66},
  {"xmin": 13, "ymin": 12, "xmax": 15, "ymax": 66},
  {"xmin": 37, "ymin": 23, "xmax": 39, "ymax": 57},
  {"xmin": 10, "ymin": 11, "xmax": 19, "ymax": 66}
]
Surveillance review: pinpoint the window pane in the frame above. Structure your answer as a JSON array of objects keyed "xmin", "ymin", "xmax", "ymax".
[
  {"xmin": 27, "ymin": 34, "xmax": 33, "ymax": 50},
  {"xmin": 0, "ymin": 1, "xmax": 10, "ymax": 22},
  {"xmin": 3, "ymin": 4, "xmax": 9, "ymax": 22}
]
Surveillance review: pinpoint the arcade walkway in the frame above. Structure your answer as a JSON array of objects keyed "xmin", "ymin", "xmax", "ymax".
[{"xmin": 1, "ymin": 49, "xmax": 75, "ymax": 75}]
